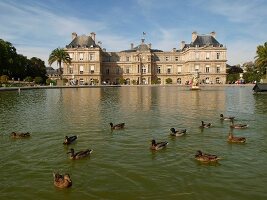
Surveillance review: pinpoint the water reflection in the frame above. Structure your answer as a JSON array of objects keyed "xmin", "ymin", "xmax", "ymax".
[{"xmin": 0, "ymin": 86, "xmax": 267, "ymax": 200}]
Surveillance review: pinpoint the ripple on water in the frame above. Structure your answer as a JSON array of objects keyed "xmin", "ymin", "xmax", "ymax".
[{"xmin": 0, "ymin": 86, "xmax": 267, "ymax": 200}]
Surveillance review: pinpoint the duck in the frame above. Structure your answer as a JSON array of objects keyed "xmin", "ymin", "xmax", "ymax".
[
  {"xmin": 229, "ymin": 118, "xmax": 248, "ymax": 129},
  {"xmin": 228, "ymin": 131, "xmax": 246, "ymax": 143},
  {"xmin": 110, "ymin": 122, "xmax": 125, "ymax": 130},
  {"xmin": 53, "ymin": 172, "xmax": 72, "ymax": 188},
  {"xmin": 10, "ymin": 132, "xmax": 30, "ymax": 138},
  {"xmin": 220, "ymin": 114, "xmax": 235, "ymax": 121},
  {"xmin": 150, "ymin": 139, "xmax": 168, "ymax": 151},
  {"xmin": 170, "ymin": 128, "xmax": 187, "ymax": 136},
  {"xmin": 63, "ymin": 135, "xmax": 77, "ymax": 145},
  {"xmin": 199, "ymin": 121, "xmax": 212, "ymax": 128},
  {"xmin": 195, "ymin": 150, "xmax": 221, "ymax": 162},
  {"xmin": 67, "ymin": 148, "xmax": 93, "ymax": 160}
]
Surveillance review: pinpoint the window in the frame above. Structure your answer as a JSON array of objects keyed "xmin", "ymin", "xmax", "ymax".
[
  {"xmin": 216, "ymin": 77, "xmax": 220, "ymax": 84},
  {"xmin": 157, "ymin": 66, "xmax": 161, "ymax": 74},
  {"xmin": 195, "ymin": 65, "xmax": 199, "ymax": 72},
  {"xmin": 79, "ymin": 78, "xmax": 84, "ymax": 85},
  {"xmin": 90, "ymin": 65, "xmax": 95, "ymax": 74},
  {"xmin": 79, "ymin": 66, "xmax": 84, "ymax": 74},
  {"xmin": 177, "ymin": 78, "xmax": 181, "ymax": 84},
  {"xmin": 125, "ymin": 66, "xmax": 130, "ymax": 74},
  {"xmin": 126, "ymin": 56, "xmax": 130, "ymax": 62},
  {"xmin": 89, "ymin": 54, "xmax": 94, "ymax": 61},
  {"xmin": 142, "ymin": 65, "xmax": 146, "ymax": 74},
  {"xmin": 165, "ymin": 56, "xmax": 169, "ymax": 61},
  {"xmin": 216, "ymin": 65, "xmax": 220, "ymax": 73},
  {"xmin": 116, "ymin": 68, "xmax": 120, "ymax": 75},
  {"xmin": 69, "ymin": 53, "xmax": 73, "ymax": 59},
  {"xmin": 177, "ymin": 66, "xmax": 182, "ymax": 74},
  {"xmin": 205, "ymin": 65, "xmax": 210, "ymax": 73},
  {"xmin": 175, "ymin": 56, "xmax": 179, "ymax": 61},
  {"xmin": 196, "ymin": 52, "xmax": 199, "ymax": 60},
  {"xmin": 206, "ymin": 52, "xmax": 210, "ymax": 60},
  {"xmin": 69, "ymin": 66, "xmax": 73, "ymax": 74},
  {"xmin": 106, "ymin": 68, "xmax": 109, "ymax": 75},
  {"xmin": 167, "ymin": 66, "xmax": 171, "ymax": 74},
  {"xmin": 217, "ymin": 53, "xmax": 220, "ymax": 59},
  {"xmin": 205, "ymin": 77, "xmax": 210, "ymax": 84},
  {"xmin": 79, "ymin": 53, "xmax": 84, "ymax": 61}
]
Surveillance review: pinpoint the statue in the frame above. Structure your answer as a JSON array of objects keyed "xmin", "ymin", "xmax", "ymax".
[{"xmin": 191, "ymin": 72, "xmax": 200, "ymax": 90}]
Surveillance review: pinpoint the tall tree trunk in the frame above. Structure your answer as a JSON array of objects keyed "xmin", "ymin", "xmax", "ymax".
[{"xmin": 59, "ymin": 62, "xmax": 62, "ymax": 80}]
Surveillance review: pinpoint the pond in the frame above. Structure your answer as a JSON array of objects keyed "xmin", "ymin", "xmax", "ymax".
[{"xmin": 0, "ymin": 85, "xmax": 266, "ymax": 200}]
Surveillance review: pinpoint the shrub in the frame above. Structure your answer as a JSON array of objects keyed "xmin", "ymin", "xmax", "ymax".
[
  {"xmin": 0, "ymin": 75, "xmax": 9, "ymax": 83},
  {"xmin": 34, "ymin": 76, "xmax": 43, "ymax": 84},
  {"xmin": 24, "ymin": 76, "xmax": 33, "ymax": 82}
]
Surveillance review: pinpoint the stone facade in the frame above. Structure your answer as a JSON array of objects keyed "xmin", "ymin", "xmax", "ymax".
[{"xmin": 63, "ymin": 31, "xmax": 227, "ymax": 85}]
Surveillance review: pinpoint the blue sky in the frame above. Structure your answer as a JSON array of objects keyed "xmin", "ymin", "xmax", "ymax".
[{"xmin": 0, "ymin": 0, "xmax": 267, "ymax": 67}]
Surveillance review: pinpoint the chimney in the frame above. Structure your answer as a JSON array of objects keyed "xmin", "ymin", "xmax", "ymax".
[
  {"xmin": 180, "ymin": 41, "xmax": 185, "ymax": 50},
  {"xmin": 210, "ymin": 31, "xmax": 216, "ymax": 38},
  {"xmin": 72, "ymin": 32, "xmax": 77, "ymax": 40},
  {"xmin": 148, "ymin": 43, "xmax": 151, "ymax": 49},
  {"xmin": 192, "ymin": 31, "xmax": 198, "ymax": 42},
  {"xmin": 90, "ymin": 32, "xmax": 96, "ymax": 41},
  {"xmin": 131, "ymin": 43, "xmax": 134, "ymax": 49}
]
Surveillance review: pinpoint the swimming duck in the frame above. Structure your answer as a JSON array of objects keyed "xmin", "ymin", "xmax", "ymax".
[
  {"xmin": 110, "ymin": 122, "xmax": 125, "ymax": 130},
  {"xmin": 10, "ymin": 132, "xmax": 30, "ymax": 138},
  {"xmin": 63, "ymin": 135, "xmax": 77, "ymax": 145},
  {"xmin": 228, "ymin": 131, "xmax": 246, "ymax": 143},
  {"xmin": 67, "ymin": 148, "xmax": 93, "ymax": 160},
  {"xmin": 170, "ymin": 128, "xmax": 187, "ymax": 136},
  {"xmin": 53, "ymin": 172, "xmax": 72, "ymax": 188},
  {"xmin": 229, "ymin": 119, "xmax": 248, "ymax": 129},
  {"xmin": 220, "ymin": 114, "xmax": 235, "ymax": 121},
  {"xmin": 150, "ymin": 139, "xmax": 168, "ymax": 151},
  {"xmin": 199, "ymin": 121, "xmax": 212, "ymax": 128},
  {"xmin": 195, "ymin": 150, "xmax": 220, "ymax": 162}
]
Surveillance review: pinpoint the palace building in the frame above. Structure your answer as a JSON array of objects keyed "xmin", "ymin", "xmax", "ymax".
[{"xmin": 63, "ymin": 31, "xmax": 227, "ymax": 85}]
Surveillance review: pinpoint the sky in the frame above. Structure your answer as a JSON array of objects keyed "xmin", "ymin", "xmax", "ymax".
[{"xmin": 0, "ymin": 0, "xmax": 267, "ymax": 67}]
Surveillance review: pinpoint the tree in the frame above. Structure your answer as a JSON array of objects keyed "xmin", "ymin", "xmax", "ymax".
[
  {"xmin": 255, "ymin": 42, "xmax": 267, "ymax": 79},
  {"xmin": 48, "ymin": 48, "xmax": 71, "ymax": 80}
]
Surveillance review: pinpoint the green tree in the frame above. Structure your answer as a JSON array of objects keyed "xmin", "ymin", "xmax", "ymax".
[
  {"xmin": 0, "ymin": 39, "xmax": 17, "ymax": 76},
  {"xmin": 255, "ymin": 42, "xmax": 267, "ymax": 79},
  {"xmin": 48, "ymin": 48, "xmax": 71, "ymax": 80}
]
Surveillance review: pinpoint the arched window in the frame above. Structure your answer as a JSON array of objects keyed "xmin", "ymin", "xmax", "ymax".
[
  {"xmin": 216, "ymin": 77, "xmax": 220, "ymax": 84},
  {"xmin": 205, "ymin": 77, "xmax": 210, "ymax": 84},
  {"xmin": 177, "ymin": 78, "xmax": 181, "ymax": 84},
  {"xmin": 126, "ymin": 78, "xmax": 130, "ymax": 85}
]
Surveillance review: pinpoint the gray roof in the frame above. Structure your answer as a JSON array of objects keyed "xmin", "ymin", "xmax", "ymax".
[
  {"xmin": 192, "ymin": 35, "xmax": 221, "ymax": 47},
  {"xmin": 121, "ymin": 43, "xmax": 163, "ymax": 53},
  {"xmin": 66, "ymin": 35, "xmax": 98, "ymax": 48}
]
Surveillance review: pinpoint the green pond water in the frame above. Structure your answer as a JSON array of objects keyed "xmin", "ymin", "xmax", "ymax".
[{"xmin": 0, "ymin": 86, "xmax": 266, "ymax": 200}]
